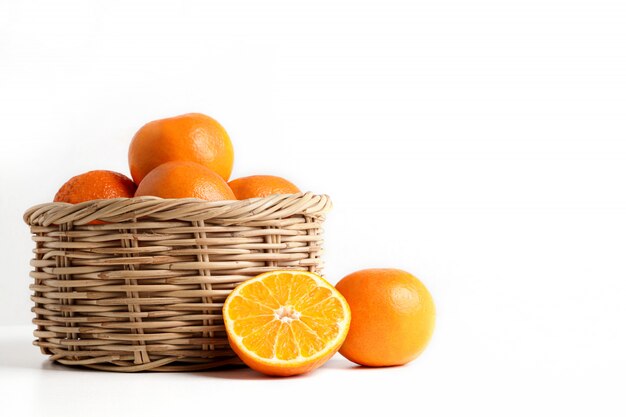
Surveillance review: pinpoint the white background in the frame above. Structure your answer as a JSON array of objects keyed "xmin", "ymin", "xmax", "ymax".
[{"xmin": 1, "ymin": 0, "xmax": 626, "ymax": 416}]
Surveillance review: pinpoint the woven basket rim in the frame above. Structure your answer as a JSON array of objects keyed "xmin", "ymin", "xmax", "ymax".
[{"xmin": 24, "ymin": 192, "xmax": 331, "ymax": 227}]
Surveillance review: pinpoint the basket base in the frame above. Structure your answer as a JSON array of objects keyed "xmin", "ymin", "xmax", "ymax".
[{"xmin": 49, "ymin": 356, "xmax": 246, "ymax": 372}]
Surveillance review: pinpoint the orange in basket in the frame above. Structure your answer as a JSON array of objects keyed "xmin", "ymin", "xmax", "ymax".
[
  {"xmin": 128, "ymin": 112, "xmax": 234, "ymax": 184},
  {"xmin": 54, "ymin": 170, "xmax": 136, "ymax": 204},
  {"xmin": 134, "ymin": 161, "xmax": 235, "ymax": 201},
  {"xmin": 228, "ymin": 175, "xmax": 300, "ymax": 200}
]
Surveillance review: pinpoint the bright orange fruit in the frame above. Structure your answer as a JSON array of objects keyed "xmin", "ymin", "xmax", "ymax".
[
  {"xmin": 335, "ymin": 269, "xmax": 435, "ymax": 367},
  {"xmin": 223, "ymin": 270, "xmax": 351, "ymax": 376},
  {"xmin": 128, "ymin": 113, "xmax": 234, "ymax": 184},
  {"xmin": 228, "ymin": 175, "xmax": 300, "ymax": 200},
  {"xmin": 134, "ymin": 161, "xmax": 235, "ymax": 201},
  {"xmin": 54, "ymin": 170, "xmax": 136, "ymax": 203}
]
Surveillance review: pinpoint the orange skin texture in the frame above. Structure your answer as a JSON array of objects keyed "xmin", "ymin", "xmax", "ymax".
[
  {"xmin": 335, "ymin": 269, "xmax": 436, "ymax": 367},
  {"xmin": 134, "ymin": 161, "xmax": 235, "ymax": 201},
  {"xmin": 128, "ymin": 113, "xmax": 234, "ymax": 184},
  {"xmin": 54, "ymin": 170, "xmax": 137, "ymax": 203},
  {"xmin": 228, "ymin": 175, "xmax": 300, "ymax": 200}
]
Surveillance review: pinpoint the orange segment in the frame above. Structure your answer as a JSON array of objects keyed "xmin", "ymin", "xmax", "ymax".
[
  {"xmin": 233, "ymin": 315, "xmax": 275, "ymax": 337},
  {"xmin": 238, "ymin": 280, "xmax": 280, "ymax": 309},
  {"xmin": 300, "ymin": 316, "xmax": 341, "ymax": 343},
  {"xmin": 291, "ymin": 320, "xmax": 325, "ymax": 357},
  {"xmin": 227, "ymin": 296, "xmax": 273, "ymax": 319},
  {"xmin": 293, "ymin": 284, "xmax": 332, "ymax": 311},
  {"xmin": 223, "ymin": 270, "xmax": 351, "ymax": 376},
  {"xmin": 275, "ymin": 323, "xmax": 299, "ymax": 361},
  {"xmin": 262, "ymin": 272, "xmax": 293, "ymax": 304},
  {"xmin": 289, "ymin": 273, "xmax": 319, "ymax": 304},
  {"xmin": 241, "ymin": 320, "xmax": 281, "ymax": 359}
]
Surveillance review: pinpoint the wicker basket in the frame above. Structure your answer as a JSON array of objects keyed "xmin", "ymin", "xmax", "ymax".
[{"xmin": 23, "ymin": 192, "xmax": 331, "ymax": 372}]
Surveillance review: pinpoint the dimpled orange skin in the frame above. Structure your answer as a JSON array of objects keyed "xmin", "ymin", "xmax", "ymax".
[
  {"xmin": 54, "ymin": 170, "xmax": 137, "ymax": 203},
  {"xmin": 335, "ymin": 269, "xmax": 436, "ymax": 367},
  {"xmin": 134, "ymin": 161, "xmax": 235, "ymax": 201},
  {"xmin": 228, "ymin": 175, "xmax": 300, "ymax": 200},
  {"xmin": 128, "ymin": 113, "xmax": 234, "ymax": 184}
]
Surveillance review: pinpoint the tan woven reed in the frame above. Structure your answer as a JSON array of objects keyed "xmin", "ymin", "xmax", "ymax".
[{"xmin": 23, "ymin": 192, "xmax": 331, "ymax": 372}]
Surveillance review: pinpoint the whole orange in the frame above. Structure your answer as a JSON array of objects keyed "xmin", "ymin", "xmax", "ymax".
[
  {"xmin": 228, "ymin": 175, "xmax": 300, "ymax": 200},
  {"xmin": 54, "ymin": 170, "xmax": 137, "ymax": 203},
  {"xmin": 134, "ymin": 161, "xmax": 235, "ymax": 201},
  {"xmin": 335, "ymin": 268, "xmax": 435, "ymax": 367},
  {"xmin": 128, "ymin": 113, "xmax": 234, "ymax": 184}
]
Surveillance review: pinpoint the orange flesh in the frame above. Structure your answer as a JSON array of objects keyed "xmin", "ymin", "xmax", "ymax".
[{"xmin": 223, "ymin": 271, "xmax": 350, "ymax": 372}]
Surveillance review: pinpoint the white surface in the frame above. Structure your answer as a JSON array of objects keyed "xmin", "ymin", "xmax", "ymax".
[
  {"xmin": 1, "ymin": 0, "xmax": 626, "ymax": 415},
  {"xmin": 0, "ymin": 325, "xmax": 621, "ymax": 417}
]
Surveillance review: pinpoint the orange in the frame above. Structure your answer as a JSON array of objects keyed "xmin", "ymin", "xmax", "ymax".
[
  {"xmin": 54, "ymin": 170, "xmax": 137, "ymax": 204},
  {"xmin": 128, "ymin": 113, "xmax": 234, "ymax": 184},
  {"xmin": 228, "ymin": 175, "xmax": 300, "ymax": 200},
  {"xmin": 335, "ymin": 268, "xmax": 435, "ymax": 367},
  {"xmin": 223, "ymin": 270, "xmax": 351, "ymax": 376},
  {"xmin": 134, "ymin": 161, "xmax": 235, "ymax": 201}
]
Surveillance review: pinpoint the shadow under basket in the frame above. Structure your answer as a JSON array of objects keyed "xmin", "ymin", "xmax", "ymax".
[{"xmin": 23, "ymin": 192, "xmax": 331, "ymax": 372}]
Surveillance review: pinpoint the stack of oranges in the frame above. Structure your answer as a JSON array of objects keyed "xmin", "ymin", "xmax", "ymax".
[
  {"xmin": 54, "ymin": 113, "xmax": 300, "ymax": 204},
  {"xmin": 52, "ymin": 112, "xmax": 436, "ymax": 377}
]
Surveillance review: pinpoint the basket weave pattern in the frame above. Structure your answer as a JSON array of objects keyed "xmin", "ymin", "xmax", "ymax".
[{"xmin": 23, "ymin": 193, "xmax": 331, "ymax": 372}]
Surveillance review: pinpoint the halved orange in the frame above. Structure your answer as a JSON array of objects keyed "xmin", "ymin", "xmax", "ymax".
[{"xmin": 223, "ymin": 270, "xmax": 351, "ymax": 376}]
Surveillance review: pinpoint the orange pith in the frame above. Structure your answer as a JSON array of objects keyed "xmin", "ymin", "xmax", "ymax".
[{"xmin": 223, "ymin": 271, "xmax": 351, "ymax": 376}]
